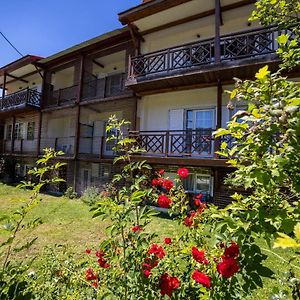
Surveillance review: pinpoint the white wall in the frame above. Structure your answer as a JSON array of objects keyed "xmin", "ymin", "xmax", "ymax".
[{"xmin": 137, "ymin": 87, "xmax": 233, "ymax": 131}]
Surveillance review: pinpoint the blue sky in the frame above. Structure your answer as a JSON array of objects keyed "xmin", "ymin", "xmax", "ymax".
[{"xmin": 0, "ymin": 0, "xmax": 140, "ymax": 67}]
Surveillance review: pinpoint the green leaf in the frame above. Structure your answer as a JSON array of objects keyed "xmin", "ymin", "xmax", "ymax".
[
  {"xmin": 274, "ymin": 233, "xmax": 300, "ymax": 249},
  {"xmin": 294, "ymin": 223, "xmax": 300, "ymax": 241},
  {"xmin": 277, "ymin": 34, "xmax": 289, "ymax": 46},
  {"xmin": 255, "ymin": 66, "xmax": 270, "ymax": 80}
]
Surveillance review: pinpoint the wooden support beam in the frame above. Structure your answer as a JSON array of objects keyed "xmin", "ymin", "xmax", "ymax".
[
  {"xmin": 92, "ymin": 59, "xmax": 104, "ymax": 69},
  {"xmin": 6, "ymin": 73, "xmax": 29, "ymax": 84},
  {"xmin": 141, "ymin": 0, "xmax": 255, "ymax": 36},
  {"xmin": 0, "ymin": 70, "xmax": 40, "ymax": 88},
  {"xmin": 216, "ymin": 80, "xmax": 222, "ymax": 129},
  {"xmin": 215, "ymin": 0, "xmax": 221, "ymax": 63},
  {"xmin": 36, "ymin": 111, "xmax": 42, "ymax": 157},
  {"xmin": 11, "ymin": 116, "xmax": 16, "ymax": 154},
  {"xmin": 2, "ymin": 72, "xmax": 6, "ymax": 100}
]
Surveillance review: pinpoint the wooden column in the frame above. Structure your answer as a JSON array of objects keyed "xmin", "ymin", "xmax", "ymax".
[
  {"xmin": 36, "ymin": 111, "xmax": 42, "ymax": 156},
  {"xmin": 214, "ymin": 0, "xmax": 221, "ymax": 63},
  {"xmin": 11, "ymin": 116, "xmax": 16, "ymax": 153},
  {"xmin": 214, "ymin": 80, "xmax": 223, "ymax": 158},
  {"xmin": 216, "ymin": 80, "xmax": 222, "ymax": 129},
  {"xmin": 2, "ymin": 72, "xmax": 6, "ymax": 99},
  {"xmin": 1, "ymin": 72, "xmax": 7, "ymax": 109},
  {"xmin": 73, "ymin": 55, "xmax": 85, "ymax": 192}
]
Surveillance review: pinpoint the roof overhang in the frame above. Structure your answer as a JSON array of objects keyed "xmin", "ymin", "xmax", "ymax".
[
  {"xmin": 0, "ymin": 55, "xmax": 43, "ymax": 88},
  {"xmin": 37, "ymin": 27, "xmax": 131, "ymax": 68},
  {"xmin": 118, "ymin": 0, "xmax": 193, "ymax": 25},
  {"xmin": 0, "ymin": 55, "xmax": 42, "ymax": 77}
]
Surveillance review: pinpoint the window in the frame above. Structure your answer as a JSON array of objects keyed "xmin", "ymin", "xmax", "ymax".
[
  {"xmin": 6, "ymin": 125, "xmax": 12, "ymax": 140},
  {"xmin": 186, "ymin": 109, "xmax": 215, "ymax": 130},
  {"xmin": 27, "ymin": 122, "xmax": 35, "ymax": 140},
  {"xmin": 14, "ymin": 123, "xmax": 24, "ymax": 140},
  {"xmin": 183, "ymin": 173, "xmax": 213, "ymax": 196},
  {"xmin": 99, "ymin": 164, "xmax": 111, "ymax": 178}
]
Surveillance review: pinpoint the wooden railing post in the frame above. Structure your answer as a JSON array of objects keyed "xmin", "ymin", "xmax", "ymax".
[
  {"xmin": 20, "ymin": 139, "xmax": 24, "ymax": 154},
  {"xmin": 165, "ymin": 131, "xmax": 170, "ymax": 157},
  {"xmin": 100, "ymin": 136, "xmax": 105, "ymax": 159},
  {"xmin": 54, "ymin": 138, "xmax": 58, "ymax": 151}
]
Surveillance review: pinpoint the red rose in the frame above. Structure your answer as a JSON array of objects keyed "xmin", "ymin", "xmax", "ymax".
[
  {"xmin": 157, "ymin": 194, "xmax": 172, "ymax": 208},
  {"xmin": 143, "ymin": 269, "xmax": 151, "ymax": 278},
  {"xmin": 132, "ymin": 225, "xmax": 143, "ymax": 233},
  {"xmin": 195, "ymin": 193, "xmax": 204, "ymax": 200},
  {"xmin": 95, "ymin": 250, "xmax": 105, "ymax": 258},
  {"xmin": 148, "ymin": 244, "xmax": 165, "ymax": 259},
  {"xmin": 177, "ymin": 168, "xmax": 189, "ymax": 179},
  {"xmin": 93, "ymin": 281, "xmax": 98, "ymax": 288},
  {"xmin": 160, "ymin": 273, "xmax": 180, "ymax": 297},
  {"xmin": 85, "ymin": 248, "xmax": 91, "ymax": 254},
  {"xmin": 98, "ymin": 257, "xmax": 110, "ymax": 269},
  {"xmin": 192, "ymin": 247, "xmax": 209, "ymax": 265},
  {"xmin": 223, "ymin": 241, "xmax": 239, "ymax": 258},
  {"xmin": 85, "ymin": 268, "xmax": 97, "ymax": 281},
  {"xmin": 164, "ymin": 237, "xmax": 172, "ymax": 245},
  {"xmin": 183, "ymin": 216, "xmax": 193, "ymax": 227},
  {"xmin": 163, "ymin": 179, "xmax": 173, "ymax": 191},
  {"xmin": 192, "ymin": 270, "xmax": 211, "ymax": 289},
  {"xmin": 158, "ymin": 169, "xmax": 165, "ymax": 175},
  {"xmin": 217, "ymin": 257, "xmax": 240, "ymax": 278}
]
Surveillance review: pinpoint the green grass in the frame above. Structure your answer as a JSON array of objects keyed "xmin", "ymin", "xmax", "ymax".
[{"xmin": 0, "ymin": 183, "xmax": 298, "ymax": 299}]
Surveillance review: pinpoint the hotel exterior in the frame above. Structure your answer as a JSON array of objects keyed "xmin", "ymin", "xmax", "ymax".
[{"xmin": 0, "ymin": 0, "xmax": 298, "ymax": 204}]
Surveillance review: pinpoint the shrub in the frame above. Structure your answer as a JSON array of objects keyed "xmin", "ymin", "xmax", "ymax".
[
  {"xmin": 81, "ymin": 187, "xmax": 102, "ymax": 206},
  {"xmin": 64, "ymin": 186, "xmax": 78, "ymax": 200}
]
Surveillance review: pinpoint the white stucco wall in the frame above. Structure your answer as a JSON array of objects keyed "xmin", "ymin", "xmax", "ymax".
[{"xmin": 137, "ymin": 86, "xmax": 234, "ymax": 131}]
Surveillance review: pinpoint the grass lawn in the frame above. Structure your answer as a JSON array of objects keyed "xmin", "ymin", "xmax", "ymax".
[{"xmin": 0, "ymin": 183, "xmax": 298, "ymax": 299}]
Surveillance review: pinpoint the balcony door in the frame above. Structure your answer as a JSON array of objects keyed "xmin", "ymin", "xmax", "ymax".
[{"xmin": 186, "ymin": 109, "xmax": 215, "ymax": 156}]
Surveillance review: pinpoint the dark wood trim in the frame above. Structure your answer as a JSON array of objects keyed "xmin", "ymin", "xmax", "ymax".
[
  {"xmin": 92, "ymin": 60, "xmax": 104, "ymax": 69},
  {"xmin": 140, "ymin": 0, "xmax": 256, "ymax": 36},
  {"xmin": 6, "ymin": 73, "xmax": 29, "ymax": 84},
  {"xmin": 2, "ymin": 72, "xmax": 6, "ymax": 100},
  {"xmin": 216, "ymin": 80, "xmax": 222, "ymax": 129},
  {"xmin": 119, "ymin": 0, "xmax": 193, "ymax": 25},
  {"xmin": 215, "ymin": 0, "xmax": 221, "ymax": 63},
  {"xmin": 133, "ymin": 79, "xmax": 235, "ymax": 97},
  {"xmin": 37, "ymin": 32, "xmax": 132, "ymax": 68},
  {"xmin": 36, "ymin": 111, "xmax": 42, "ymax": 156},
  {"xmin": 131, "ymin": 155, "xmax": 230, "ymax": 168},
  {"xmin": 0, "ymin": 55, "xmax": 43, "ymax": 76},
  {"xmin": 11, "ymin": 116, "xmax": 16, "ymax": 154},
  {"xmin": 0, "ymin": 70, "xmax": 40, "ymax": 88}
]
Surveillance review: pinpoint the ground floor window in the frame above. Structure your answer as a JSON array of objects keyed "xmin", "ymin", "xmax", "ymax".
[{"xmin": 164, "ymin": 170, "xmax": 213, "ymax": 196}]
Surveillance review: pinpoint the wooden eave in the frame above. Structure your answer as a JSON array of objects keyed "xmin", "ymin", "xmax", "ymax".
[
  {"xmin": 119, "ymin": 0, "xmax": 255, "ymax": 26},
  {"xmin": 126, "ymin": 55, "xmax": 282, "ymax": 96},
  {"xmin": 0, "ymin": 105, "xmax": 40, "ymax": 118},
  {"xmin": 0, "ymin": 55, "xmax": 43, "ymax": 76},
  {"xmin": 118, "ymin": 0, "xmax": 193, "ymax": 25},
  {"xmin": 131, "ymin": 155, "xmax": 231, "ymax": 168},
  {"xmin": 37, "ymin": 29, "xmax": 132, "ymax": 68}
]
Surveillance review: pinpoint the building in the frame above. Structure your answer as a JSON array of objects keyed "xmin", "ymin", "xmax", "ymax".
[{"xmin": 0, "ymin": 0, "xmax": 298, "ymax": 203}]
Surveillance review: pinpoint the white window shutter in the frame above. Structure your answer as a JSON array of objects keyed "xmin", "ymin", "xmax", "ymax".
[{"xmin": 169, "ymin": 109, "xmax": 184, "ymax": 130}]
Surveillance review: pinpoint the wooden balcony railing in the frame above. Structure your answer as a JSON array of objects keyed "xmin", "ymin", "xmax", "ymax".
[
  {"xmin": 44, "ymin": 85, "xmax": 78, "ymax": 108},
  {"xmin": 40, "ymin": 137, "xmax": 75, "ymax": 156},
  {"xmin": 128, "ymin": 26, "xmax": 293, "ymax": 78},
  {"xmin": 82, "ymin": 73, "xmax": 127, "ymax": 101},
  {"xmin": 0, "ymin": 139, "xmax": 37, "ymax": 155},
  {"xmin": 0, "ymin": 88, "xmax": 41, "ymax": 112},
  {"xmin": 129, "ymin": 130, "xmax": 234, "ymax": 158}
]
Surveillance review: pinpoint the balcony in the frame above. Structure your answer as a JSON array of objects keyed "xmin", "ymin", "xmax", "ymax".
[
  {"xmin": 0, "ymin": 88, "xmax": 41, "ymax": 113},
  {"xmin": 129, "ymin": 130, "xmax": 233, "ymax": 159},
  {"xmin": 40, "ymin": 137, "xmax": 75, "ymax": 157},
  {"xmin": 0, "ymin": 139, "xmax": 38, "ymax": 156},
  {"xmin": 44, "ymin": 85, "xmax": 78, "ymax": 108},
  {"xmin": 81, "ymin": 73, "xmax": 130, "ymax": 102},
  {"xmin": 127, "ymin": 26, "xmax": 293, "ymax": 92}
]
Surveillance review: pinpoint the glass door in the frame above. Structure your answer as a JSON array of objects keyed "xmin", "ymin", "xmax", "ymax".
[{"xmin": 186, "ymin": 109, "xmax": 215, "ymax": 155}]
